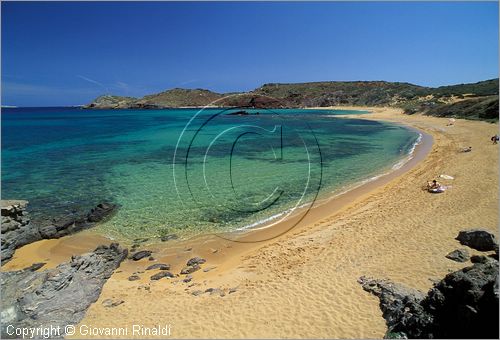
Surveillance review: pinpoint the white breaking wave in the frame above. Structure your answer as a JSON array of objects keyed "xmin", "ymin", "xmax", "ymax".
[{"xmin": 234, "ymin": 131, "xmax": 424, "ymax": 233}]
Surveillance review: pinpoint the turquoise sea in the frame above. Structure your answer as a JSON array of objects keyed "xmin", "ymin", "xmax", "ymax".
[{"xmin": 1, "ymin": 107, "xmax": 419, "ymax": 241}]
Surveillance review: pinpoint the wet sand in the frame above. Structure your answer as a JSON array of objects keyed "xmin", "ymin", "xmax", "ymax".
[{"xmin": 3, "ymin": 107, "xmax": 499, "ymax": 338}]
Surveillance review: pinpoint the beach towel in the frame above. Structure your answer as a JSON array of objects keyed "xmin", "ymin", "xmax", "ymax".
[
  {"xmin": 439, "ymin": 174, "xmax": 454, "ymax": 180},
  {"xmin": 429, "ymin": 185, "xmax": 451, "ymax": 193}
]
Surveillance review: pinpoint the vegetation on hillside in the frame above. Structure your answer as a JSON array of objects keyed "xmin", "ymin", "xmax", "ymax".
[
  {"xmin": 424, "ymin": 95, "xmax": 499, "ymax": 121},
  {"xmin": 84, "ymin": 79, "xmax": 499, "ymax": 121}
]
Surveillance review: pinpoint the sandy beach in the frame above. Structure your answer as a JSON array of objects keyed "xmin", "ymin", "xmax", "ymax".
[{"xmin": 3, "ymin": 107, "xmax": 498, "ymax": 338}]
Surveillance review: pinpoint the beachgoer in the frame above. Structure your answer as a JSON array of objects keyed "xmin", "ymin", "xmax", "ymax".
[
  {"xmin": 461, "ymin": 146, "xmax": 472, "ymax": 153},
  {"xmin": 427, "ymin": 179, "xmax": 441, "ymax": 191},
  {"xmin": 491, "ymin": 135, "xmax": 499, "ymax": 144}
]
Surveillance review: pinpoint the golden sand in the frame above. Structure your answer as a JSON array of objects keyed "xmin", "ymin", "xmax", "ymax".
[{"xmin": 3, "ymin": 107, "xmax": 499, "ymax": 338}]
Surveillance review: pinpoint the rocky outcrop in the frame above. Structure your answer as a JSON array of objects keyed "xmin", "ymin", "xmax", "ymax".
[
  {"xmin": 1, "ymin": 200, "xmax": 41, "ymax": 263},
  {"xmin": 358, "ymin": 277, "xmax": 431, "ymax": 338},
  {"xmin": 1, "ymin": 200, "xmax": 118, "ymax": 265},
  {"xmin": 456, "ymin": 229, "xmax": 498, "ymax": 251},
  {"xmin": 360, "ymin": 258, "xmax": 499, "ymax": 338},
  {"xmin": 83, "ymin": 95, "xmax": 137, "ymax": 109},
  {"xmin": 86, "ymin": 203, "xmax": 117, "ymax": 223},
  {"xmin": 445, "ymin": 248, "xmax": 469, "ymax": 262},
  {"xmin": 1, "ymin": 243, "xmax": 127, "ymax": 338},
  {"xmin": 85, "ymin": 89, "xmax": 224, "ymax": 109}
]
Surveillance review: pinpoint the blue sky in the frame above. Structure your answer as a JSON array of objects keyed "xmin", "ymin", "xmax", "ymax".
[{"xmin": 1, "ymin": 2, "xmax": 498, "ymax": 106}]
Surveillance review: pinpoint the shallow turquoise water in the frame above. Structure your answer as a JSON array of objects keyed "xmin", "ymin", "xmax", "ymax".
[{"xmin": 1, "ymin": 107, "xmax": 418, "ymax": 240}]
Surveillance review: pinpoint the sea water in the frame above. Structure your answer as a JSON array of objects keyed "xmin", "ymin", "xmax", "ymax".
[{"xmin": 1, "ymin": 107, "xmax": 419, "ymax": 240}]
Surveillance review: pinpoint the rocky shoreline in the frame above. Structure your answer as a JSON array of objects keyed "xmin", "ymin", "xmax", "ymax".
[
  {"xmin": 359, "ymin": 229, "xmax": 499, "ymax": 339},
  {"xmin": 1, "ymin": 243, "xmax": 128, "ymax": 338},
  {"xmin": 1, "ymin": 200, "xmax": 117, "ymax": 264},
  {"xmin": 1, "ymin": 203, "xmax": 498, "ymax": 338}
]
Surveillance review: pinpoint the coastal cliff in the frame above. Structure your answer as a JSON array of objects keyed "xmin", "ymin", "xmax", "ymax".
[{"xmin": 84, "ymin": 79, "xmax": 499, "ymax": 120}]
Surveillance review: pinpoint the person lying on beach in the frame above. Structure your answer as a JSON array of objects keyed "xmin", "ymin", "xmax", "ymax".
[
  {"xmin": 460, "ymin": 146, "xmax": 472, "ymax": 153},
  {"xmin": 427, "ymin": 180, "xmax": 442, "ymax": 191}
]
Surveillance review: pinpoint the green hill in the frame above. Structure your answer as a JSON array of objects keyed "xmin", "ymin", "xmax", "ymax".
[{"xmin": 84, "ymin": 79, "xmax": 499, "ymax": 121}]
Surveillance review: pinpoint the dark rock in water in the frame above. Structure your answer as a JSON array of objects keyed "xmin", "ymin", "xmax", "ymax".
[
  {"xmin": 187, "ymin": 257, "xmax": 206, "ymax": 266},
  {"xmin": 128, "ymin": 275, "xmax": 140, "ymax": 281},
  {"xmin": 181, "ymin": 264, "xmax": 201, "ymax": 275},
  {"xmin": 1, "ymin": 243, "xmax": 127, "ymax": 338},
  {"xmin": 191, "ymin": 290, "xmax": 204, "ymax": 296},
  {"xmin": 456, "ymin": 229, "xmax": 498, "ymax": 251},
  {"xmin": 39, "ymin": 224, "xmax": 57, "ymax": 238},
  {"xmin": 133, "ymin": 237, "xmax": 149, "ymax": 244},
  {"xmin": 160, "ymin": 234, "xmax": 179, "ymax": 242},
  {"xmin": 445, "ymin": 248, "xmax": 469, "ymax": 262},
  {"xmin": 48, "ymin": 202, "xmax": 117, "ymax": 237},
  {"xmin": 1, "ymin": 200, "xmax": 119, "ymax": 265},
  {"xmin": 86, "ymin": 202, "xmax": 117, "ymax": 223},
  {"xmin": 360, "ymin": 259, "xmax": 499, "ymax": 339},
  {"xmin": 148, "ymin": 256, "xmax": 155, "ymax": 261},
  {"xmin": 146, "ymin": 263, "xmax": 170, "ymax": 271},
  {"xmin": 183, "ymin": 275, "xmax": 193, "ymax": 283},
  {"xmin": 131, "ymin": 250, "xmax": 152, "ymax": 261},
  {"xmin": 150, "ymin": 271, "xmax": 174, "ymax": 280},
  {"xmin": 227, "ymin": 110, "xmax": 250, "ymax": 116}
]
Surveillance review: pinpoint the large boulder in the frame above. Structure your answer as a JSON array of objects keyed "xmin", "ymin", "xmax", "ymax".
[
  {"xmin": 86, "ymin": 202, "xmax": 117, "ymax": 223},
  {"xmin": 456, "ymin": 229, "xmax": 498, "ymax": 251},
  {"xmin": 1, "ymin": 243, "xmax": 127, "ymax": 338},
  {"xmin": 358, "ymin": 277, "xmax": 432, "ymax": 338},
  {"xmin": 424, "ymin": 258, "xmax": 499, "ymax": 338},
  {"xmin": 360, "ymin": 259, "xmax": 499, "ymax": 338}
]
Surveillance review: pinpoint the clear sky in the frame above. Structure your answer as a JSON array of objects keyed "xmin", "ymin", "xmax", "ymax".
[{"xmin": 1, "ymin": 1, "xmax": 498, "ymax": 106}]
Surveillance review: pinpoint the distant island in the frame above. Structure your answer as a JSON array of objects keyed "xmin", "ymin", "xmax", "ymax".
[{"xmin": 85, "ymin": 79, "xmax": 499, "ymax": 121}]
